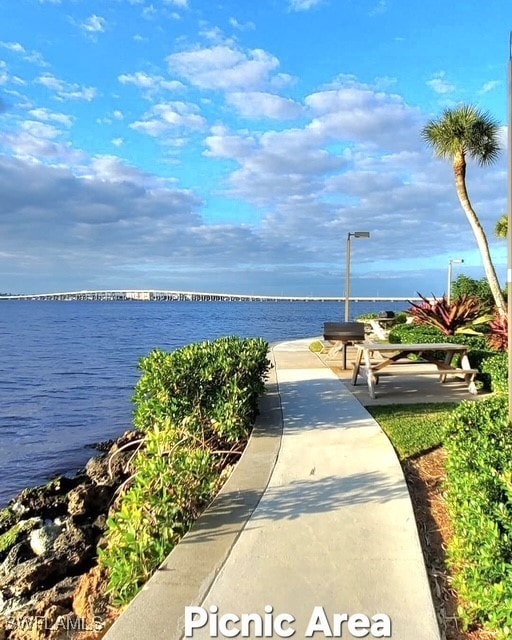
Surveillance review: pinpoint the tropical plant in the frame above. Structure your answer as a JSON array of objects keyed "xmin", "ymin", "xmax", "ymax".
[
  {"xmin": 495, "ymin": 214, "xmax": 507, "ymax": 239},
  {"xmin": 422, "ymin": 105, "xmax": 506, "ymax": 317},
  {"xmin": 408, "ymin": 293, "xmax": 491, "ymax": 336},
  {"xmin": 487, "ymin": 313, "xmax": 508, "ymax": 351}
]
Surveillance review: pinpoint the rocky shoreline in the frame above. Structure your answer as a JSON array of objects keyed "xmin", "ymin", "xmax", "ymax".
[{"xmin": 0, "ymin": 430, "xmax": 143, "ymax": 640}]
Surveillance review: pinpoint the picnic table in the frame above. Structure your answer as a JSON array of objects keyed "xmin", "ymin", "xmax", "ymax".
[{"xmin": 351, "ymin": 342, "xmax": 479, "ymax": 399}]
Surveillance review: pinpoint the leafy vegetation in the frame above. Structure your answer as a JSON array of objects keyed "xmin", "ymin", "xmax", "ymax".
[
  {"xmin": 99, "ymin": 336, "xmax": 269, "ymax": 605},
  {"xmin": 309, "ymin": 340, "xmax": 324, "ymax": 352},
  {"xmin": 495, "ymin": 214, "xmax": 507, "ymax": 239},
  {"xmin": 444, "ymin": 396, "xmax": 512, "ymax": 635},
  {"xmin": 481, "ymin": 352, "xmax": 508, "ymax": 394},
  {"xmin": 368, "ymin": 403, "xmax": 456, "ymax": 459},
  {"xmin": 451, "ymin": 273, "xmax": 497, "ymax": 309},
  {"xmin": 388, "ymin": 322, "xmax": 488, "ymax": 351},
  {"xmin": 408, "ymin": 293, "xmax": 491, "ymax": 336}
]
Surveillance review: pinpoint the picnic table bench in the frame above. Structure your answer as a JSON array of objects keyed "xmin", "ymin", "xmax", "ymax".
[{"xmin": 351, "ymin": 342, "xmax": 479, "ymax": 399}]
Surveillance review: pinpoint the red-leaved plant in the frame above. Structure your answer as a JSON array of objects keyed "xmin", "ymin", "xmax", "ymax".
[
  {"xmin": 408, "ymin": 293, "xmax": 492, "ymax": 336},
  {"xmin": 487, "ymin": 314, "xmax": 508, "ymax": 351}
]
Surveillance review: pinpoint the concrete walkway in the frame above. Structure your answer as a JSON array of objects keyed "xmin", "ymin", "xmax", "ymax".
[{"xmin": 105, "ymin": 338, "xmax": 441, "ymax": 640}]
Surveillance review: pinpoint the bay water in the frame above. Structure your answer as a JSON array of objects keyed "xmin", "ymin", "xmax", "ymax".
[{"xmin": 0, "ymin": 300, "xmax": 406, "ymax": 507}]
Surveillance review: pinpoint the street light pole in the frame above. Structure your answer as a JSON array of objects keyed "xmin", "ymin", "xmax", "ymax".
[
  {"xmin": 447, "ymin": 258, "xmax": 464, "ymax": 305},
  {"xmin": 344, "ymin": 231, "xmax": 370, "ymax": 322}
]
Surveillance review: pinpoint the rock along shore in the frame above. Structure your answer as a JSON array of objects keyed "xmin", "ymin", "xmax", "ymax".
[{"xmin": 0, "ymin": 430, "xmax": 142, "ymax": 640}]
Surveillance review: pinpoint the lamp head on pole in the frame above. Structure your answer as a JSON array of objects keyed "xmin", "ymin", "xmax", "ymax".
[{"xmin": 351, "ymin": 231, "xmax": 370, "ymax": 238}]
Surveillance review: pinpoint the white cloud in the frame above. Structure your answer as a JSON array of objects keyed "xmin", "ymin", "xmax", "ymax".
[
  {"xmin": 118, "ymin": 71, "xmax": 186, "ymax": 93},
  {"xmin": 142, "ymin": 5, "xmax": 157, "ymax": 19},
  {"xmin": 112, "ymin": 138, "xmax": 124, "ymax": 147},
  {"xmin": 226, "ymin": 92, "xmax": 304, "ymax": 120},
  {"xmin": 119, "ymin": 71, "xmax": 156, "ymax": 89},
  {"xmin": 480, "ymin": 80, "xmax": 500, "ymax": 94},
  {"xmin": 288, "ymin": 0, "xmax": 324, "ymax": 11},
  {"xmin": 28, "ymin": 107, "xmax": 74, "ymax": 128},
  {"xmin": 0, "ymin": 42, "xmax": 26, "ymax": 54},
  {"xmin": 81, "ymin": 15, "xmax": 107, "ymax": 34},
  {"xmin": 305, "ymin": 83, "xmax": 423, "ymax": 150},
  {"xmin": 369, "ymin": 0, "xmax": 388, "ymax": 16},
  {"xmin": 0, "ymin": 42, "xmax": 48, "ymax": 67},
  {"xmin": 35, "ymin": 73, "xmax": 98, "ymax": 101},
  {"xmin": 167, "ymin": 45, "xmax": 281, "ymax": 91},
  {"xmin": 163, "ymin": 0, "xmax": 188, "ymax": 6},
  {"xmin": 21, "ymin": 120, "xmax": 61, "ymax": 140},
  {"xmin": 203, "ymin": 125, "xmax": 256, "ymax": 160},
  {"xmin": 130, "ymin": 101, "xmax": 206, "ymax": 137},
  {"xmin": 426, "ymin": 71, "xmax": 455, "ymax": 95},
  {"xmin": 228, "ymin": 17, "xmax": 255, "ymax": 31}
]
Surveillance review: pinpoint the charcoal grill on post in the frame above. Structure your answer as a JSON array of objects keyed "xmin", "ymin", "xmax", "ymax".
[
  {"xmin": 378, "ymin": 310, "xmax": 395, "ymax": 319},
  {"xmin": 323, "ymin": 322, "xmax": 365, "ymax": 369}
]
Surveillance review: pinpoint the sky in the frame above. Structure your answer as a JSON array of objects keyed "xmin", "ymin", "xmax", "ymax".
[{"xmin": 0, "ymin": 0, "xmax": 511, "ymax": 297}]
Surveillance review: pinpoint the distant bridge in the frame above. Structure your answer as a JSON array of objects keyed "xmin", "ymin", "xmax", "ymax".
[{"xmin": 0, "ymin": 289, "xmax": 421, "ymax": 303}]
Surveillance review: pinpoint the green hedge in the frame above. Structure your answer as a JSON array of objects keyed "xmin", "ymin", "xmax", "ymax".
[
  {"xmin": 388, "ymin": 323, "xmax": 488, "ymax": 350},
  {"xmin": 481, "ymin": 352, "xmax": 508, "ymax": 394},
  {"xmin": 100, "ymin": 336, "xmax": 269, "ymax": 604},
  {"xmin": 444, "ymin": 396, "xmax": 512, "ymax": 635}
]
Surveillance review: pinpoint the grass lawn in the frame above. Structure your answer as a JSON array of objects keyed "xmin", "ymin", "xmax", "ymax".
[{"xmin": 367, "ymin": 402, "xmax": 458, "ymax": 459}]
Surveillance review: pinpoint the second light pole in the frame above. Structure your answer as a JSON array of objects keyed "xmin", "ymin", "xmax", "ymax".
[
  {"xmin": 447, "ymin": 258, "xmax": 464, "ymax": 305},
  {"xmin": 345, "ymin": 231, "xmax": 370, "ymax": 322}
]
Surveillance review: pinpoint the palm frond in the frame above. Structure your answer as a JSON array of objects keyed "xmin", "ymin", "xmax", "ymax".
[{"xmin": 422, "ymin": 105, "xmax": 501, "ymax": 166}]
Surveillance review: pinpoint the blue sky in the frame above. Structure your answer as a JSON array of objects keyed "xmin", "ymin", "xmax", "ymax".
[{"xmin": 0, "ymin": 0, "xmax": 510, "ymax": 296}]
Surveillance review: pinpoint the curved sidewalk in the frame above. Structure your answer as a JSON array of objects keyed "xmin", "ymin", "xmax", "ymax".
[{"xmin": 105, "ymin": 338, "xmax": 440, "ymax": 640}]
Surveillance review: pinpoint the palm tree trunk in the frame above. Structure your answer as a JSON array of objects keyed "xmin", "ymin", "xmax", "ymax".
[{"xmin": 453, "ymin": 153, "xmax": 506, "ymax": 316}]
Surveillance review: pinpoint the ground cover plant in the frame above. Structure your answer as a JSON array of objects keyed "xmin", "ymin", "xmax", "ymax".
[{"xmin": 99, "ymin": 336, "xmax": 269, "ymax": 605}]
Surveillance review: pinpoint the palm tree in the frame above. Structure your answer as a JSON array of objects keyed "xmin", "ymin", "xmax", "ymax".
[
  {"xmin": 422, "ymin": 105, "xmax": 506, "ymax": 317},
  {"xmin": 495, "ymin": 214, "xmax": 507, "ymax": 239}
]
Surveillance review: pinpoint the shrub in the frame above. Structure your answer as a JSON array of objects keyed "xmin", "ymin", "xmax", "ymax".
[
  {"xmin": 451, "ymin": 274, "xmax": 496, "ymax": 308},
  {"xmin": 481, "ymin": 352, "xmax": 508, "ymax": 394},
  {"xmin": 408, "ymin": 293, "xmax": 491, "ymax": 336},
  {"xmin": 389, "ymin": 323, "xmax": 446, "ymax": 344},
  {"xmin": 465, "ymin": 349, "xmax": 503, "ymax": 390},
  {"xmin": 388, "ymin": 323, "xmax": 488, "ymax": 351},
  {"xmin": 393, "ymin": 311, "xmax": 408, "ymax": 325},
  {"xmin": 100, "ymin": 336, "xmax": 270, "ymax": 605},
  {"xmin": 444, "ymin": 396, "xmax": 512, "ymax": 635}
]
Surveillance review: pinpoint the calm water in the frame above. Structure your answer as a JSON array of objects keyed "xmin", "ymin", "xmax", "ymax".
[{"xmin": 0, "ymin": 300, "xmax": 406, "ymax": 507}]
